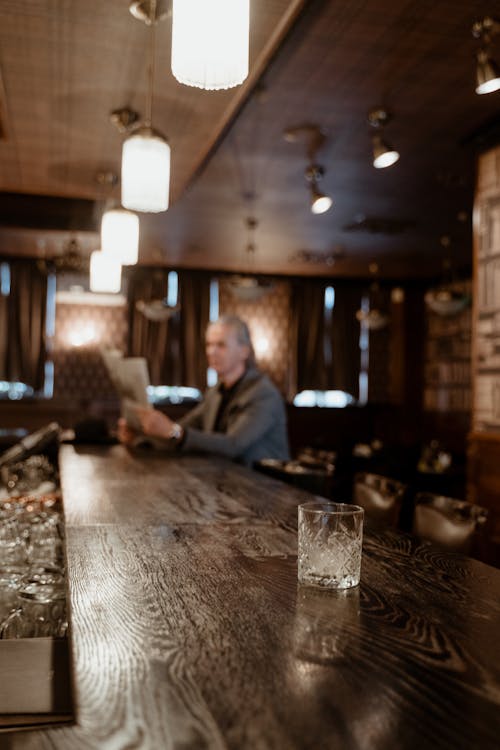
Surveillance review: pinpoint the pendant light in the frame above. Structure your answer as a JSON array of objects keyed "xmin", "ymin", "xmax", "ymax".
[
  {"xmin": 227, "ymin": 218, "xmax": 274, "ymax": 302},
  {"xmin": 171, "ymin": 0, "xmax": 250, "ymax": 90},
  {"xmin": 122, "ymin": 0, "xmax": 170, "ymax": 213},
  {"xmin": 97, "ymin": 171, "xmax": 140, "ymax": 266},
  {"xmin": 101, "ymin": 205, "xmax": 140, "ymax": 265},
  {"xmin": 90, "ymin": 251, "xmax": 122, "ymax": 294},
  {"xmin": 356, "ymin": 263, "xmax": 389, "ymax": 330}
]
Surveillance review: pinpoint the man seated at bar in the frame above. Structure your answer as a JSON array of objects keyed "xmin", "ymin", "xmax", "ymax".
[{"xmin": 117, "ymin": 315, "xmax": 290, "ymax": 467}]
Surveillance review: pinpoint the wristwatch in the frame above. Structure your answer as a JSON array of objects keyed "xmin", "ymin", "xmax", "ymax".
[{"xmin": 168, "ymin": 422, "xmax": 184, "ymax": 442}]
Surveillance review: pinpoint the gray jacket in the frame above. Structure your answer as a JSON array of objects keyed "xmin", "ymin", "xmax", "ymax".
[{"xmin": 179, "ymin": 368, "xmax": 290, "ymax": 467}]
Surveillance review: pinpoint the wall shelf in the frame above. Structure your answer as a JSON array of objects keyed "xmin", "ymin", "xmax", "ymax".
[{"xmin": 423, "ymin": 284, "xmax": 472, "ymax": 414}]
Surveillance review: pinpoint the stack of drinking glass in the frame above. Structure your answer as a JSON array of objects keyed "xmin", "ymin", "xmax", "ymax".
[{"xmin": 0, "ymin": 448, "xmax": 67, "ymax": 640}]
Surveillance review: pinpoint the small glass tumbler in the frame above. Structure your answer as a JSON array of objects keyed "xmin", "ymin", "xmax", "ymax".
[
  {"xmin": 298, "ymin": 502, "xmax": 364, "ymax": 590},
  {"xmin": 0, "ymin": 582, "xmax": 67, "ymax": 638}
]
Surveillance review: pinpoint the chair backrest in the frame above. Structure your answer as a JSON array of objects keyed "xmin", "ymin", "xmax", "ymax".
[
  {"xmin": 297, "ymin": 447, "xmax": 336, "ymax": 474},
  {"xmin": 353, "ymin": 472, "xmax": 406, "ymax": 526},
  {"xmin": 412, "ymin": 493, "xmax": 489, "ymax": 554}
]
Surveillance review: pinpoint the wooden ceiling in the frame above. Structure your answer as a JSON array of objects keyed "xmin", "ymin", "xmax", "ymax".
[{"xmin": 0, "ymin": 0, "xmax": 500, "ymax": 280}]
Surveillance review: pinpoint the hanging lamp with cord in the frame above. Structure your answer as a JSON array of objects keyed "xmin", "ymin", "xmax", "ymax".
[
  {"xmin": 424, "ymin": 236, "xmax": 470, "ymax": 316},
  {"xmin": 122, "ymin": 0, "xmax": 171, "ymax": 213},
  {"xmin": 356, "ymin": 263, "xmax": 390, "ymax": 330},
  {"xmin": 227, "ymin": 217, "xmax": 274, "ymax": 302}
]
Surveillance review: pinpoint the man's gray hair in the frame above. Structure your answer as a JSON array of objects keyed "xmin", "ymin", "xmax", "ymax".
[{"xmin": 212, "ymin": 314, "xmax": 256, "ymax": 367}]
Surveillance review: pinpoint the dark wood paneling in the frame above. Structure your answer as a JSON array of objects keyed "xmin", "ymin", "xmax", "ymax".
[{"xmin": 467, "ymin": 432, "xmax": 500, "ymax": 559}]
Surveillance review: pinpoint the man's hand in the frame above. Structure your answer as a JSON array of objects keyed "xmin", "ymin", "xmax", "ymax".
[
  {"xmin": 117, "ymin": 417, "xmax": 138, "ymax": 446},
  {"xmin": 134, "ymin": 406, "xmax": 175, "ymax": 440}
]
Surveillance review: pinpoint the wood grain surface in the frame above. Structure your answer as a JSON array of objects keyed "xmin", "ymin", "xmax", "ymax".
[{"xmin": 2, "ymin": 444, "xmax": 500, "ymax": 750}]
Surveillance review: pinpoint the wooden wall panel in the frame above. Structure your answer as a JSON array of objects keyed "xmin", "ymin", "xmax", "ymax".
[{"xmin": 469, "ymin": 145, "xmax": 500, "ymax": 559}]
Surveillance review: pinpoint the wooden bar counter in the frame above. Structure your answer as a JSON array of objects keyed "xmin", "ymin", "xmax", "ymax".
[{"xmin": 4, "ymin": 444, "xmax": 500, "ymax": 749}]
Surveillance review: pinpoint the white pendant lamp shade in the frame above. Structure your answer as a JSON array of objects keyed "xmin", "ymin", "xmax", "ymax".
[
  {"xmin": 171, "ymin": 0, "xmax": 250, "ymax": 90},
  {"xmin": 121, "ymin": 126, "xmax": 170, "ymax": 213},
  {"xmin": 90, "ymin": 251, "xmax": 122, "ymax": 294},
  {"xmin": 101, "ymin": 207, "xmax": 140, "ymax": 265}
]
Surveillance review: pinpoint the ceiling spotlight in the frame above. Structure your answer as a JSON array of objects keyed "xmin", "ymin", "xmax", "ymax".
[
  {"xmin": 305, "ymin": 164, "xmax": 333, "ymax": 215},
  {"xmin": 284, "ymin": 124, "xmax": 333, "ymax": 214},
  {"xmin": 368, "ymin": 108, "xmax": 400, "ymax": 169},
  {"xmin": 475, "ymin": 49, "xmax": 500, "ymax": 94},
  {"xmin": 473, "ymin": 17, "xmax": 500, "ymax": 94}
]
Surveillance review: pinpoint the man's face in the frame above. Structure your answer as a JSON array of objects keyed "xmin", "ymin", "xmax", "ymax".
[{"xmin": 205, "ymin": 323, "xmax": 249, "ymax": 379}]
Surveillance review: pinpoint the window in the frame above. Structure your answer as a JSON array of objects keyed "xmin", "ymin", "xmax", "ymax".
[
  {"xmin": 147, "ymin": 385, "xmax": 201, "ymax": 405},
  {"xmin": 293, "ymin": 390, "xmax": 354, "ymax": 408},
  {"xmin": 166, "ymin": 270, "xmax": 178, "ymax": 307},
  {"xmin": 0, "ymin": 380, "xmax": 34, "ymax": 400},
  {"xmin": 207, "ymin": 278, "xmax": 219, "ymax": 387},
  {"xmin": 44, "ymin": 271, "xmax": 57, "ymax": 398},
  {"xmin": 0, "ymin": 262, "xmax": 10, "ymax": 296}
]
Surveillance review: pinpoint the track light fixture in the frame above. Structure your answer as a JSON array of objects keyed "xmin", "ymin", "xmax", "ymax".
[
  {"xmin": 472, "ymin": 17, "xmax": 500, "ymax": 94},
  {"xmin": 368, "ymin": 108, "xmax": 400, "ymax": 169},
  {"xmin": 305, "ymin": 165, "xmax": 332, "ymax": 215},
  {"xmin": 283, "ymin": 124, "xmax": 333, "ymax": 215}
]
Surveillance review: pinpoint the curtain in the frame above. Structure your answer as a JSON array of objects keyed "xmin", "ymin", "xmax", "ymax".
[
  {"xmin": 290, "ymin": 279, "xmax": 363, "ymax": 398},
  {"xmin": 1, "ymin": 260, "xmax": 47, "ymax": 390},
  {"xmin": 126, "ymin": 267, "xmax": 181, "ymax": 385},
  {"xmin": 126, "ymin": 267, "xmax": 210, "ymax": 389},
  {"xmin": 326, "ymin": 283, "xmax": 364, "ymax": 397},
  {"xmin": 290, "ymin": 278, "xmax": 328, "ymax": 392},
  {"xmin": 178, "ymin": 270, "xmax": 210, "ymax": 389},
  {"xmin": 0, "ymin": 281, "xmax": 7, "ymax": 381}
]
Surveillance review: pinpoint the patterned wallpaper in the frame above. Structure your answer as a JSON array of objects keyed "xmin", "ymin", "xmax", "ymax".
[
  {"xmin": 52, "ymin": 297, "xmax": 127, "ymax": 403},
  {"xmin": 218, "ymin": 277, "xmax": 292, "ymax": 395}
]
